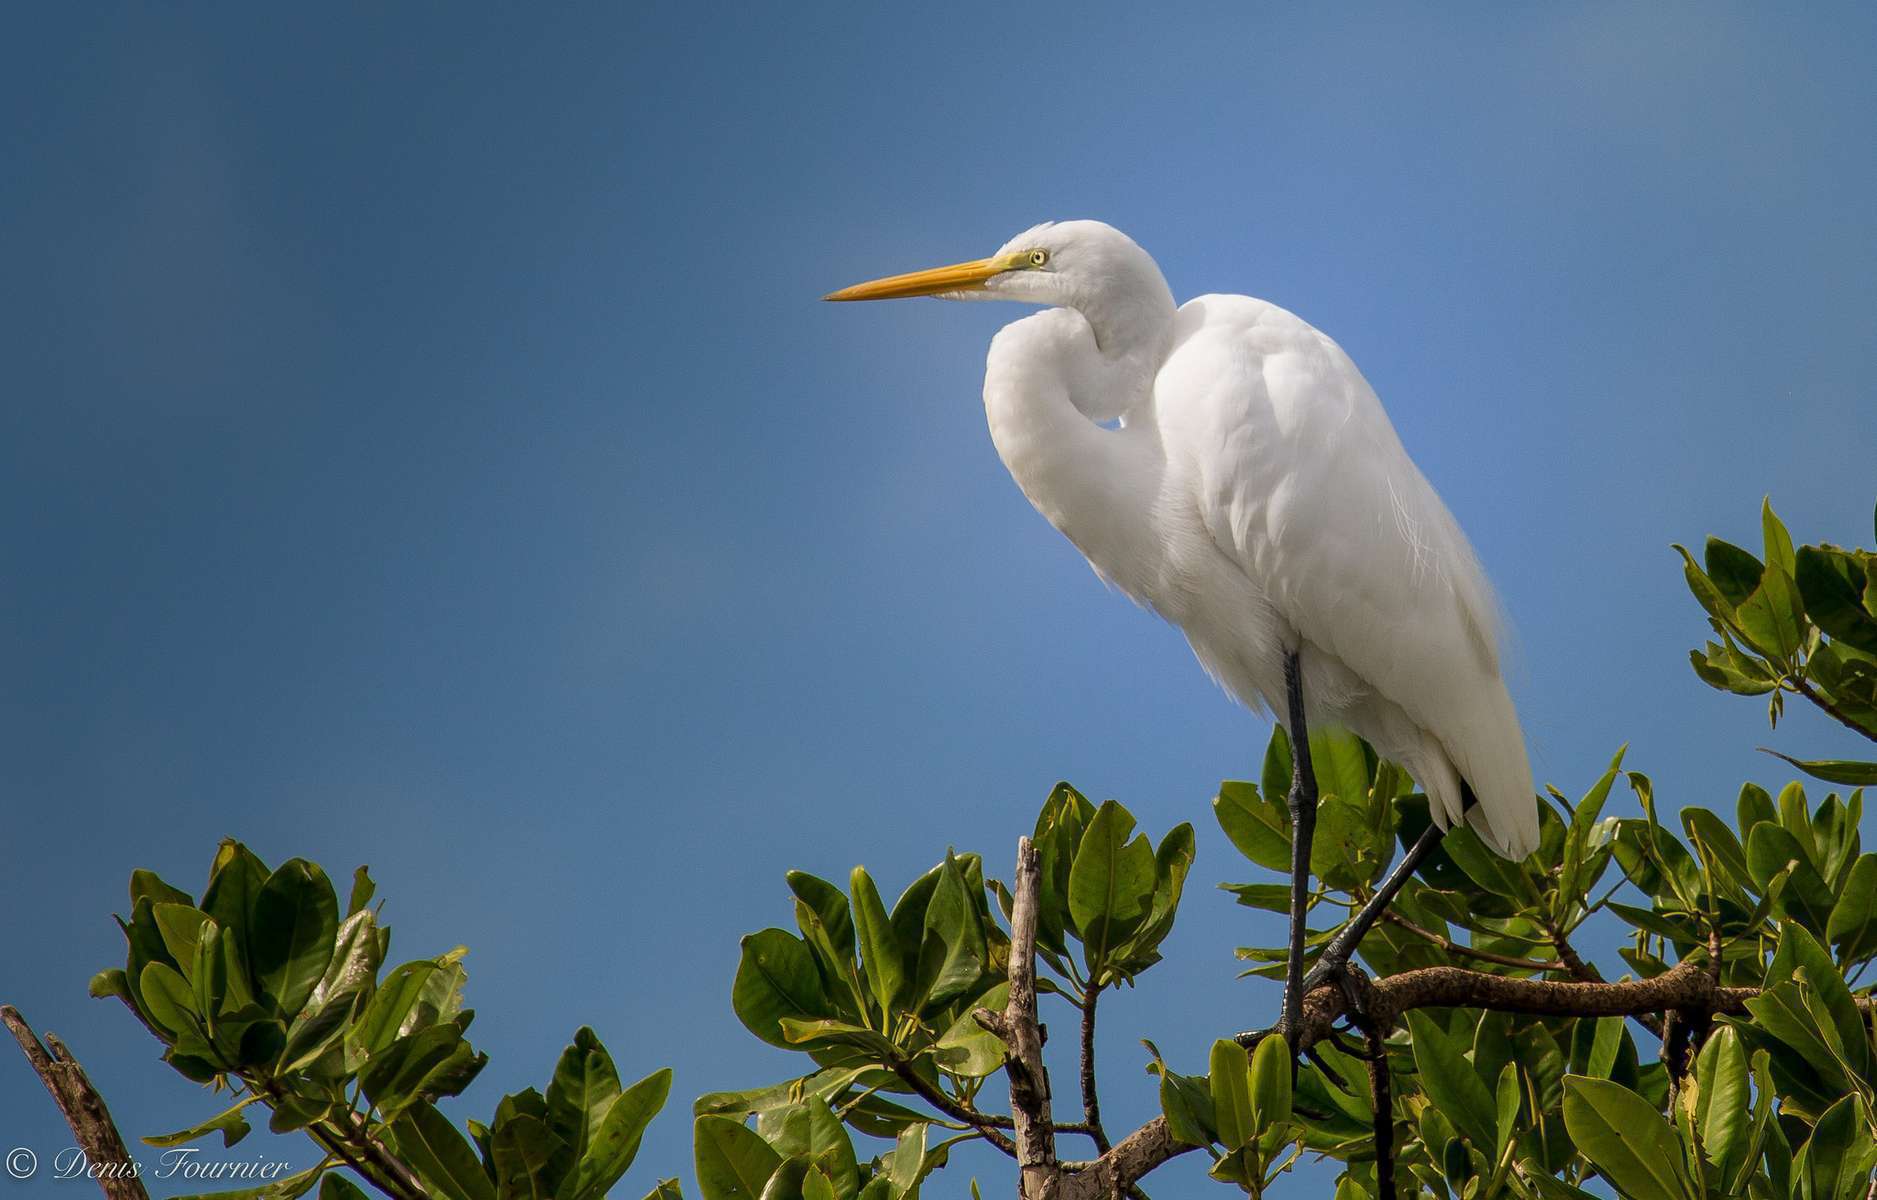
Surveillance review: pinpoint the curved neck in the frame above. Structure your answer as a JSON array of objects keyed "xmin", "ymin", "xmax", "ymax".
[{"xmin": 982, "ymin": 307, "xmax": 1171, "ymax": 602}]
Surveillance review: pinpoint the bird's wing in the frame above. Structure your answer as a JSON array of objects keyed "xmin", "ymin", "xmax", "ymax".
[{"xmin": 1157, "ymin": 295, "xmax": 1537, "ymax": 857}]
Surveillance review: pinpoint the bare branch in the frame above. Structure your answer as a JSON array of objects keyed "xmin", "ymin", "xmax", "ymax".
[
  {"xmin": 1381, "ymin": 910, "xmax": 1565, "ymax": 972},
  {"xmin": 993, "ymin": 837, "xmax": 1062, "ymax": 1199},
  {"xmin": 3, "ymin": 1005, "xmax": 150, "ymax": 1200}
]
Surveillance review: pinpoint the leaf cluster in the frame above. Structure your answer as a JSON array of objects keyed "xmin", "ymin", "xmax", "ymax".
[{"xmin": 95, "ymin": 841, "xmax": 670, "ymax": 1200}]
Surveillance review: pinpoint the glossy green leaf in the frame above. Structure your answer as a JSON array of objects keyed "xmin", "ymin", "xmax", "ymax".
[
  {"xmin": 139, "ymin": 961, "xmax": 201, "ymax": 1040},
  {"xmin": 142, "ymin": 1097, "xmax": 255, "ymax": 1149},
  {"xmin": 547, "ymin": 1027, "xmax": 621, "ymax": 1169},
  {"xmin": 388, "ymin": 1100, "xmax": 498, "ymax": 1200},
  {"xmin": 1247, "ymin": 1033, "xmax": 1292, "ymax": 1134},
  {"xmin": 1493, "ymin": 1063, "xmax": 1519, "ymax": 1160},
  {"xmin": 1797, "ymin": 545, "xmax": 1877, "ymax": 653},
  {"xmin": 849, "ymin": 867, "xmax": 904, "ymax": 1019},
  {"xmin": 916, "ymin": 854, "xmax": 987, "ymax": 1008},
  {"xmin": 1214, "ymin": 781, "xmax": 1290, "ymax": 873},
  {"xmin": 250, "ymin": 859, "xmax": 338, "ymax": 1018},
  {"xmin": 1561, "ymin": 1075, "xmax": 1697, "ymax": 1200},
  {"xmin": 1826, "ymin": 853, "xmax": 1877, "ymax": 959},
  {"xmin": 1705, "ymin": 537, "xmax": 1765, "ymax": 607},
  {"xmin": 1406, "ymin": 1011, "xmax": 1497, "ymax": 1150},
  {"xmin": 1736, "ymin": 564, "xmax": 1805, "ymax": 660},
  {"xmin": 934, "ymin": 983, "xmax": 1009, "ymax": 1077},
  {"xmin": 694, "ymin": 1116, "xmax": 782, "ymax": 1200},
  {"xmin": 1209, "ymin": 1038, "xmax": 1253, "ymax": 1151},
  {"xmin": 1068, "ymin": 801, "xmax": 1156, "ymax": 972},
  {"xmin": 1693, "ymin": 1026, "xmax": 1747, "ymax": 1176},
  {"xmin": 562, "ymin": 1068, "xmax": 672, "ymax": 1200},
  {"xmin": 1761, "ymin": 750, "xmax": 1877, "ymax": 787},
  {"xmin": 733, "ymin": 930, "xmax": 833, "ymax": 1047},
  {"xmin": 492, "ymin": 1112, "xmax": 571, "ymax": 1200},
  {"xmin": 787, "ymin": 871, "xmax": 857, "ymax": 963},
  {"xmin": 1795, "ymin": 1094, "xmax": 1875, "ymax": 1200},
  {"xmin": 321, "ymin": 1174, "xmax": 371, "ymax": 1200},
  {"xmin": 1762, "ymin": 497, "xmax": 1796, "ymax": 577}
]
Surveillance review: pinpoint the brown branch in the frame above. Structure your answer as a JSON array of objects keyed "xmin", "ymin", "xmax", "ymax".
[
  {"xmin": 1790, "ymin": 674, "xmax": 1877, "ymax": 743},
  {"xmin": 1381, "ymin": 910, "xmax": 1565, "ymax": 972},
  {"xmin": 1078, "ymin": 983, "xmax": 1110, "ymax": 1154},
  {"xmin": 1545, "ymin": 920, "xmax": 1666, "ymax": 1038},
  {"xmin": 319, "ymin": 1109, "xmax": 431, "ymax": 1200},
  {"xmin": 886, "ymin": 1059, "xmax": 1018, "ymax": 1156},
  {"xmin": 980, "ymin": 837, "xmax": 1062, "ymax": 1198},
  {"xmin": 3, "ymin": 1005, "xmax": 150, "ymax": 1200}
]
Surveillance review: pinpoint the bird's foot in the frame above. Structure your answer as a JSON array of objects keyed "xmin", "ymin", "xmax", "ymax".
[{"xmin": 1300, "ymin": 954, "xmax": 1373, "ymax": 1024}]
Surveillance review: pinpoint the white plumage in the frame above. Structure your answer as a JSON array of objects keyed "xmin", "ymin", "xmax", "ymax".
[{"xmin": 831, "ymin": 219, "xmax": 1538, "ymax": 860}]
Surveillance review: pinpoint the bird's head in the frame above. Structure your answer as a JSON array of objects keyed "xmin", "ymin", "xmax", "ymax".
[{"xmin": 825, "ymin": 221, "xmax": 1172, "ymax": 333}]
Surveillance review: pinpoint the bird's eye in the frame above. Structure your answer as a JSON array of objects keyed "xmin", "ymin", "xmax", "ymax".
[{"xmin": 1028, "ymin": 249, "xmax": 1050, "ymax": 268}]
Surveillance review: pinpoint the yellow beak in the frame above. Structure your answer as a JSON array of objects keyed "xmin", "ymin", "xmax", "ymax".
[{"xmin": 823, "ymin": 254, "xmax": 1021, "ymax": 302}]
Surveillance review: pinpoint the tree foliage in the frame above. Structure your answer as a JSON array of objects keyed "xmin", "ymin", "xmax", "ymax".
[
  {"xmin": 49, "ymin": 492, "xmax": 1877, "ymax": 1200},
  {"xmin": 90, "ymin": 844, "xmax": 672, "ymax": 1200}
]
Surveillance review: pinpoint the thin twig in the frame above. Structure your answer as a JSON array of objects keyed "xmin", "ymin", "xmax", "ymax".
[
  {"xmin": 3, "ymin": 1005, "xmax": 150, "ymax": 1200},
  {"xmin": 1381, "ymin": 910, "xmax": 1566, "ymax": 972},
  {"xmin": 886, "ymin": 1060, "xmax": 1018, "ymax": 1157}
]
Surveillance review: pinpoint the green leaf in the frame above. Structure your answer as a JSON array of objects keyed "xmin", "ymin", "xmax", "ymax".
[
  {"xmin": 1155, "ymin": 1057, "xmax": 1216, "ymax": 1147},
  {"xmin": 547, "ymin": 1027, "xmax": 622, "ymax": 1170},
  {"xmin": 143, "ymin": 1097, "xmax": 254, "ymax": 1148},
  {"xmin": 643, "ymin": 1182, "xmax": 684, "ymax": 1200},
  {"xmin": 360, "ymin": 1025, "xmax": 478, "ymax": 1119},
  {"xmin": 1826, "ymin": 854, "xmax": 1877, "ymax": 959},
  {"xmin": 1795, "ymin": 1094, "xmax": 1875, "ymax": 1200},
  {"xmin": 1309, "ymin": 726, "xmax": 1372, "ymax": 809},
  {"xmin": 1763, "ymin": 498, "xmax": 1797, "ymax": 578},
  {"xmin": 388, "ymin": 1100, "xmax": 498, "ymax": 1200},
  {"xmin": 934, "ymin": 983, "xmax": 1009, "ymax": 1077},
  {"xmin": 849, "ymin": 867, "xmax": 904, "ymax": 1019},
  {"xmin": 1736, "ymin": 564, "xmax": 1805, "ymax": 661},
  {"xmin": 694, "ymin": 1115, "xmax": 782, "ymax": 1200},
  {"xmin": 1675, "ymin": 544, "xmax": 1737, "ymax": 625},
  {"xmin": 733, "ymin": 930, "xmax": 834, "ymax": 1047},
  {"xmin": 250, "ymin": 859, "xmax": 338, "ymax": 1018},
  {"xmin": 1797, "ymin": 545, "xmax": 1877, "ymax": 653},
  {"xmin": 1209, "ymin": 1038, "xmax": 1253, "ymax": 1150},
  {"xmin": 1213, "ymin": 781, "xmax": 1290, "ymax": 873},
  {"xmin": 492, "ymin": 1112, "xmax": 571, "ymax": 1200},
  {"xmin": 1247, "ymin": 1034, "xmax": 1292, "ymax": 1134},
  {"xmin": 914, "ymin": 853, "xmax": 987, "ymax": 1009},
  {"xmin": 1032, "ymin": 782, "xmax": 1096, "ymax": 955},
  {"xmin": 1406, "ymin": 1011, "xmax": 1497, "ymax": 1150},
  {"xmin": 1561, "ymin": 1076, "xmax": 1698, "ymax": 1200},
  {"xmin": 1764, "ymin": 922, "xmax": 1873, "ymax": 1077},
  {"xmin": 1706, "ymin": 537, "xmax": 1765, "ymax": 607},
  {"xmin": 139, "ymin": 960, "xmax": 201, "ymax": 1040},
  {"xmin": 788, "ymin": 871, "xmax": 857, "ymax": 964},
  {"xmin": 1694, "ymin": 1025, "xmax": 1748, "ymax": 1177},
  {"xmin": 561, "ymin": 1067, "xmax": 672, "ymax": 1200},
  {"xmin": 1068, "ymin": 801, "xmax": 1157, "ymax": 973},
  {"xmin": 200, "ymin": 841, "xmax": 268, "ymax": 942},
  {"xmin": 322, "ymin": 1174, "xmax": 372, "ymax": 1200},
  {"xmin": 1493, "ymin": 1063, "xmax": 1519, "ymax": 1161},
  {"xmin": 1118, "ymin": 822, "xmax": 1195, "ymax": 966},
  {"xmin": 1760, "ymin": 750, "xmax": 1877, "ymax": 787},
  {"xmin": 350, "ymin": 960, "xmax": 440, "ymax": 1060}
]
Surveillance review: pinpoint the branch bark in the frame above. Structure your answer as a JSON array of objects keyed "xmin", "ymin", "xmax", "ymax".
[
  {"xmin": 3, "ymin": 1005, "xmax": 150, "ymax": 1200},
  {"xmin": 1078, "ymin": 983, "xmax": 1110, "ymax": 1154},
  {"xmin": 983, "ymin": 837, "xmax": 1062, "ymax": 1199}
]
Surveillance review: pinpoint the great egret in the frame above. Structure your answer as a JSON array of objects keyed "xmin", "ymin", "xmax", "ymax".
[{"xmin": 827, "ymin": 220, "xmax": 1538, "ymax": 1047}]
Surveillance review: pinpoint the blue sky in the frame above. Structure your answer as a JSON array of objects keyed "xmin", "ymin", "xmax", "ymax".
[{"xmin": 2, "ymin": 4, "xmax": 1874, "ymax": 1197}]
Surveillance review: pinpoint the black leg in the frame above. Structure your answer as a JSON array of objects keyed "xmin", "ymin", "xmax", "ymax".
[{"xmin": 1280, "ymin": 650, "xmax": 1318, "ymax": 1055}]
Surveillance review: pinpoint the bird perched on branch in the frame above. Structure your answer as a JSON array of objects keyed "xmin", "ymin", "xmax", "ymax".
[{"xmin": 826, "ymin": 219, "xmax": 1537, "ymax": 1048}]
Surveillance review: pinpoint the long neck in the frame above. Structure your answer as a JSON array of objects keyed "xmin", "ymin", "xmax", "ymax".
[{"xmin": 982, "ymin": 306, "xmax": 1171, "ymax": 603}]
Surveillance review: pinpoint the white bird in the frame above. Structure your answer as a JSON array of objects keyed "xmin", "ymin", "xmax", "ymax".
[{"xmin": 827, "ymin": 220, "xmax": 1537, "ymax": 1038}]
